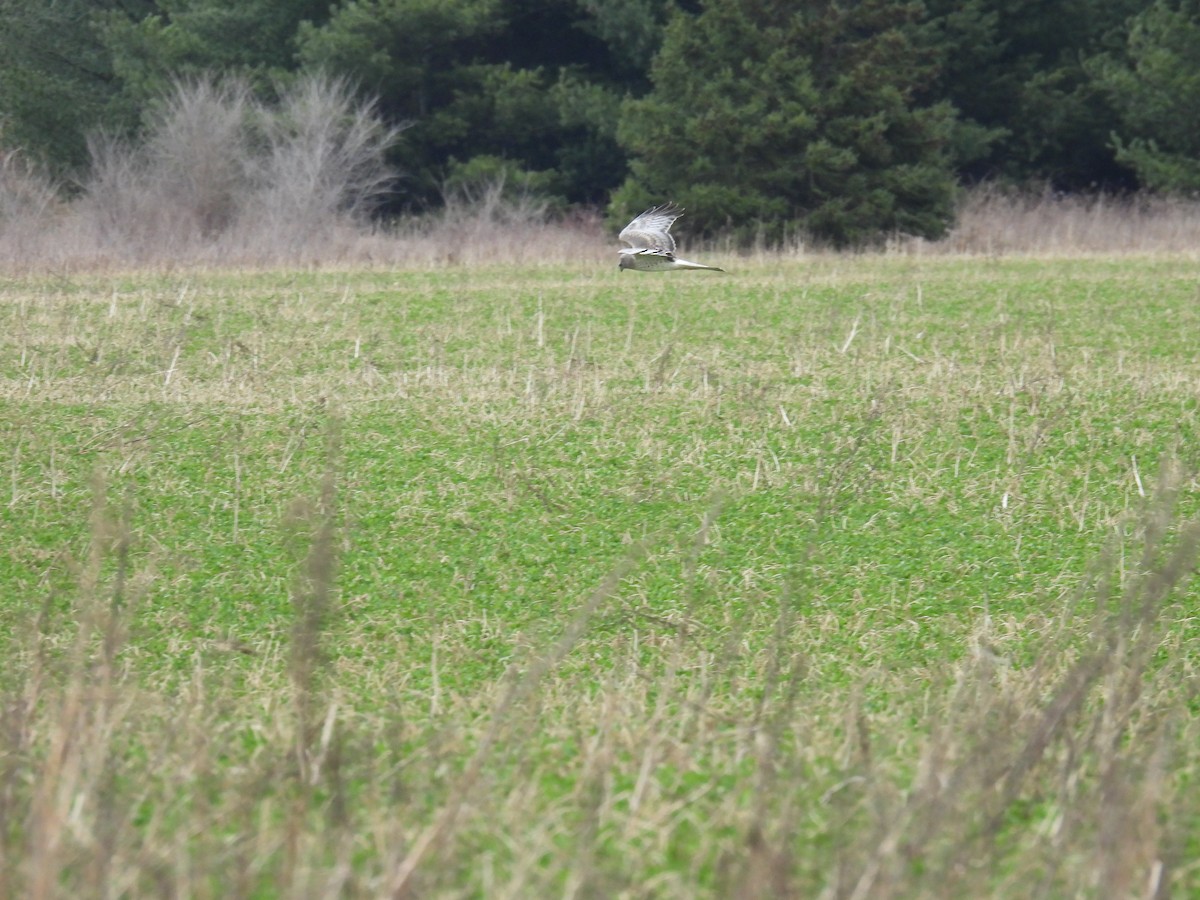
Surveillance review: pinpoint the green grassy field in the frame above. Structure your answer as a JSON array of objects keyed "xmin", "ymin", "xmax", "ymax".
[{"xmin": 2, "ymin": 257, "xmax": 1199, "ymax": 897}]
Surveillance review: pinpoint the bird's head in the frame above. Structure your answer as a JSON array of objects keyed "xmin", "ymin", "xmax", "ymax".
[{"xmin": 618, "ymin": 254, "xmax": 634, "ymax": 272}]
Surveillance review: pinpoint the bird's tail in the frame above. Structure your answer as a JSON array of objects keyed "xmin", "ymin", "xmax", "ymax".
[{"xmin": 674, "ymin": 258, "xmax": 725, "ymax": 272}]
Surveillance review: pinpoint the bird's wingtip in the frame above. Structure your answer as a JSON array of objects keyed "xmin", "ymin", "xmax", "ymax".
[{"xmin": 644, "ymin": 201, "xmax": 683, "ymax": 216}]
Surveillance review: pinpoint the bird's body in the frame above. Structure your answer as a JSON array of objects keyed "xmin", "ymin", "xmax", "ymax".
[
  {"xmin": 618, "ymin": 248, "xmax": 719, "ymax": 271},
  {"xmin": 617, "ymin": 204, "xmax": 723, "ymax": 272}
]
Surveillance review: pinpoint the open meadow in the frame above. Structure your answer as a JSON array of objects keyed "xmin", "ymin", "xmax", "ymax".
[{"xmin": 2, "ymin": 254, "xmax": 1199, "ymax": 897}]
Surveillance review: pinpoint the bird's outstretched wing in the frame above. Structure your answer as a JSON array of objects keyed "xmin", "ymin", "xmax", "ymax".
[{"xmin": 619, "ymin": 203, "xmax": 683, "ymax": 254}]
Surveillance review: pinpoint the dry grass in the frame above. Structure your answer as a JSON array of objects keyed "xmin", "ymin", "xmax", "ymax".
[
  {"xmin": 10, "ymin": 186, "xmax": 1200, "ymax": 275},
  {"xmin": 919, "ymin": 186, "xmax": 1200, "ymax": 258},
  {"xmin": 0, "ymin": 189, "xmax": 608, "ymax": 274}
]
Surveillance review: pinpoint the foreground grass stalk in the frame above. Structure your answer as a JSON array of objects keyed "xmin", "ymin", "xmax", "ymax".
[
  {"xmin": 22, "ymin": 475, "xmax": 136, "ymax": 900},
  {"xmin": 842, "ymin": 463, "xmax": 1198, "ymax": 898},
  {"xmin": 388, "ymin": 543, "xmax": 648, "ymax": 898}
]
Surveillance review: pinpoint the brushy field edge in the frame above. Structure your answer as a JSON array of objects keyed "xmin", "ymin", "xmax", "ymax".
[{"xmin": 1, "ymin": 256, "xmax": 1199, "ymax": 897}]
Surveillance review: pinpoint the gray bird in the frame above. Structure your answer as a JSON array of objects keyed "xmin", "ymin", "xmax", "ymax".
[{"xmin": 618, "ymin": 204, "xmax": 724, "ymax": 272}]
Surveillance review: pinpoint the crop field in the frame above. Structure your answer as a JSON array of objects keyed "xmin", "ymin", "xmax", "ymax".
[{"xmin": 2, "ymin": 256, "xmax": 1199, "ymax": 897}]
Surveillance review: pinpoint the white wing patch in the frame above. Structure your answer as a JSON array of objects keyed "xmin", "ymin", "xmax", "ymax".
[{"xmin": 618, "ymin": 203, "xmax": 683, "ymax": 253}]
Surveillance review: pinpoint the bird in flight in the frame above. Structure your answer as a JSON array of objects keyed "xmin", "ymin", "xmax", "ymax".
[{"xmin": 618, "ymin": 204, "xmax": 724, "ymax": 272}]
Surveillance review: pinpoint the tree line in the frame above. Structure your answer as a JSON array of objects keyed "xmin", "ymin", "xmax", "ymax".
[{"xmin": 1, "ymin": 0, "xmax": 1197, "ymax": 245}]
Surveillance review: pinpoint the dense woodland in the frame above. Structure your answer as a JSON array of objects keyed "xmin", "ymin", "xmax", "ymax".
[{"xmin": 2, "ymin": 0, "xmax": 1199, "ymax": 245}]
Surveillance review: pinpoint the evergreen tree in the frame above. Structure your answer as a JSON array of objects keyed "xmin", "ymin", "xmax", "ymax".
[
  {"xmin": 0, "ymin": 0, "xmax": 328, "ymax": 175},
  {"xmin": 924, "ymin": 0, "xmax": 1145, "ymax": 190},
  {"xmin": 614, "ymin": 0, "xmax": 957, "ymax": 246},
  {"xmin": 0, "ymin": 0, "xmax": 152, "ymax": 174},
  {"xmin": 1090, "ymin": 0, "xmax": 1200, "ymax": 193},
  {"xmin": 296, "ymin": 0, "xmax": 661, "ymax": 207},
  {"xmin": 99, "ymin": 0, "xmax": 332, "ymax": 106},
  {"xmin": 574, "ymin": 0, "xmax": 674, "ymax": 86}
]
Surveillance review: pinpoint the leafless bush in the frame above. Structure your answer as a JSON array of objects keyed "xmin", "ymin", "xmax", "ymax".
[
  {"xmin": 0, "ymin": 147, "xmax": 62, "ymax": 265},
  {"xmin": 74, "ymin": 77, "xmax": 254, "ymax": 261},
  {"xmin": 441, "ymin": 171, "xmax": 551, "ymax": 226},
  {"xmin": 55, "ymin": 74, "xmax": 404, "ymax": 266},
  {"xmin": 388, "ymin": 173, "xmax": 574, "ymax": 266},
  {"xmin": 239, "ymin": 74, "xmax": 406, "ymax": 253},
  {"xmin": 78, "ymin": 131, "xmax": 187, "ymax": 260},
  {"xmin": 0, "ymin": 147, "xmax": 59, "ymax": 223},
  {"xmin": 145, "ymin": 76, "xmax": 254, "ymax": 237},
  {"xmin": 0, "ymin": 72, "xmax": 602, "ymax": 272}
]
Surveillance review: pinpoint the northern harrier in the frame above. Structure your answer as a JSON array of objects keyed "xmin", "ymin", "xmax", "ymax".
[{"xmin": 618, "ymin": 204, "xmax": 723, "ymax": 272}]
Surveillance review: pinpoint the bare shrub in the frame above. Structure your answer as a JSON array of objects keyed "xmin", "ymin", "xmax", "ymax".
[
  {"xmin": 238, "ymin": 74, "xmax": 406, "ymax": 254},
  {"xmin": 145, "ymin": 76, "xmax": 254, "ymax": 237},
  {"xmin": 77, "ymin": 131, "xmax": 170, "ymax": 256},
  {"xmin": 0, "ymin": 67, "xmax": 601, "ymax": 272},
  {"xmin": 433, "ymin": 173, "xmax": 551, "ymax": 262},
  {"xmin": 0, "ymin": 147, "xmax": 60, "ymax": 223},
  {"xmin": 74, "ymin": 77, "xmax": 254, "ymax": 262},
  {"xmin": 61, "ymin": 74, "xmax": 405, "ymax": 267},
  {"xmin": 0, "ymin": 147, "xmax": 62, "ymax": 266},
  {"xmin": 364, "ymin": 173, "xmax": 612, "ymax": 268},
  {"xmin": 442, "ymin": 173, "xmax": 552, "ymax": 229}
]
